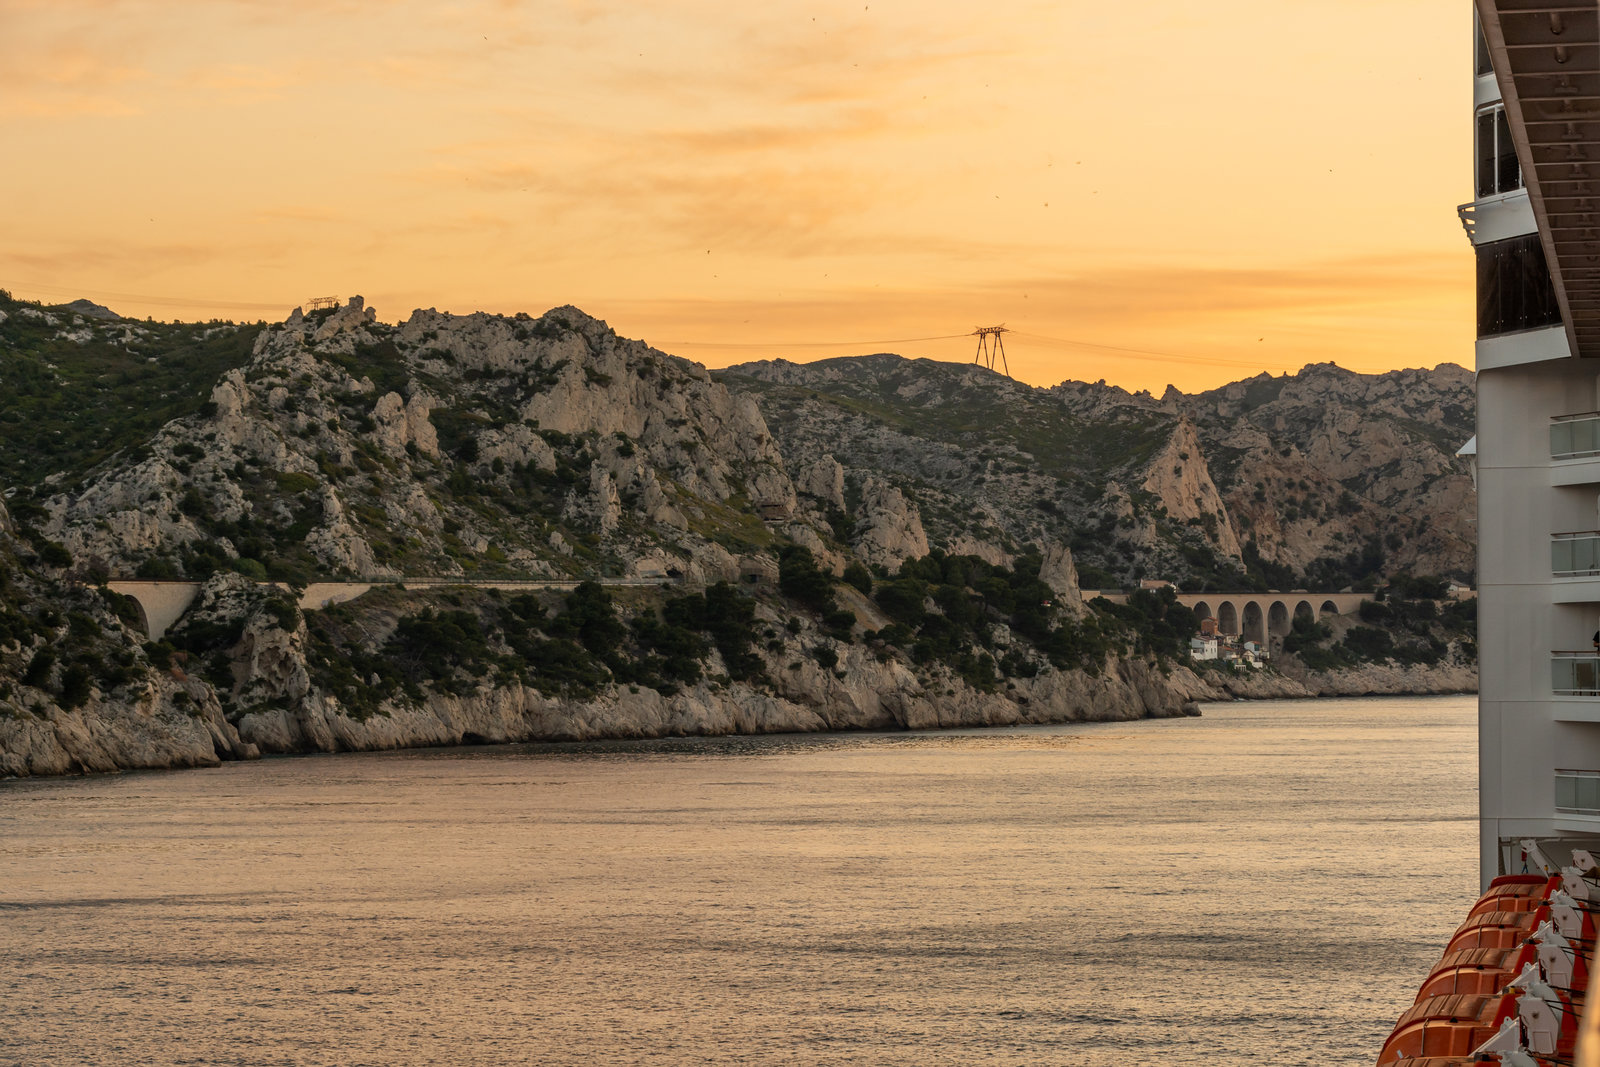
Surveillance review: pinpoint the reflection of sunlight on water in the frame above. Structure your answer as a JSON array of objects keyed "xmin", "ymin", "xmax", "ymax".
[{"xmin": 2, "ymin": 696, "xmax": 1477, "ymax": 1066}]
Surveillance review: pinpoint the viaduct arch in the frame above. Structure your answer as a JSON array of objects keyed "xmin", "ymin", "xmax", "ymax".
[
  {"xmin": 1094, "ymin": 590, "xmax": 1373, "ymax": 642},
  {"xmin": 102, "ymin": 581, "xmax": 204, "ymax": 641}
]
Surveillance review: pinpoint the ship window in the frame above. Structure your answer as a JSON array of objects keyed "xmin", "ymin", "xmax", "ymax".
[
  {"xmin": 1475, "ymin": 15, "xmax": 1492, "ymax": 78},
  {"xmin": 1557, "ymin": 770, "xmax": 1600, "ymax": 814},
  {"xmin": 1477, "ymin": 232, "xmax": 1562, "ymax": 338},
  {"xmin": 1476, "ymin": 104, "xmax": 1522, "ymax": 198}
]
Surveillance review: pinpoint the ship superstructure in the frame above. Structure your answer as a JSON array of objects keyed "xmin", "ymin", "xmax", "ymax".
[
  {"xmin": 1472, "ymin": 0, "xmax": 1600, "ymax": 889},
  {"xmin": 1373, "ymin": 5, "xmax": 1600, "ymax": 1062}
]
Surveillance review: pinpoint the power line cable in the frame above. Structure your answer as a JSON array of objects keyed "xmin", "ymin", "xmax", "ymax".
[
  {"xmin": 1008, "ymin": 330, "xmax": 1286, "ymax": 371},
  {"xmin": 660, "ymin": 333, "xmax": 970, "ymax": 349},
  {"xmin": 668, "ymin": 328, "xmax": 1287, "ymax": 372}
]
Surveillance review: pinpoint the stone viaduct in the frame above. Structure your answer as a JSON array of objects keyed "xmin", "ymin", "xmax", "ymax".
[
  {"xmin": 103, "ymin": 576, "xmax": 1393, "ymax": 647},
  {"xmin": 1092, "ymin": 590, "xmax": 1372, "ymax": 645}
]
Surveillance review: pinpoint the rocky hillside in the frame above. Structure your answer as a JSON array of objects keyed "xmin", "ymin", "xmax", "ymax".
[
  {"xmin": 0, "ymin": 294, "xmax": 258, "ymax": 487},
  {"xmin": 0, "ymin": 290, "xmax": 1477, "ymax": 778},
  {"xmin": 35, "ymin": 297, "xmax": 808, "ymax": 586},
  {"xmin": 0, "ymin": 493, "xmax": 257, "ymax": 777},
  {"xmin": 1171, "ymin": 364, "xmax": 1474, "ymax": 584},
  {"xmin": 0, "ymin": 294, "xmax": 1231, "ymax": 777},
  {"xmin": 724, "ymin": 356, "xmax": 1475, "ymax": 591}
]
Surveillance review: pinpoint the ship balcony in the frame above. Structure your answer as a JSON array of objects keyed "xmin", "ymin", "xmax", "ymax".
[
  {"xmin": 1458, "ymin": 192, "xmax": 1533, "ymax": 246},
  {"xmin": 1553, "ymin": 532, "xmax": 1600, "ymax": 578},
  {"xmin": 1553, "ymin": 653, "xmax": 1600, "ymax": 697},
  {"xmin": 1556, "ymin": 769, "xmax": 1600, "ymax": 816},
  {"xmin": 1552, "ymin": 412, "xmax": 1600, "ymax": 460},
  {"xmin": 1552, "ymin": 413, "xmax": 1600, "ymax": 486}
]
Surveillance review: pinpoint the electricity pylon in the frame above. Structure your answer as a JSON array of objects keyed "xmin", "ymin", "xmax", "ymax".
[{"xmin": 972, "ymin": 325, "xmax": 1010, "ymax": 376}]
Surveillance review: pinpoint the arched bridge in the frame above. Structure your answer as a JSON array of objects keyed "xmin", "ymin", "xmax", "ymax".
[
  {"xmin": 104, "ymin": 578, "xmax": 668, "ymax": 640},
  {"xmin": 102, "ymin": 580, "xmax": 1450, "ymax": 646},
  {"xmin": 1091, "ymin": 590, "xmax": 1373, "ymax": 645}
]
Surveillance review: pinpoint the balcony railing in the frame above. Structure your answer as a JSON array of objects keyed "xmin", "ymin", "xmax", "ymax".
[
  {"xmin": 1553, "ymin": 653, "xmax": 1600, "ymax": 695},
  {"xmin": 1557, "ymin": 769, "xmax": 1600, "ymax": 814},
  {"xmin": 1551, "ymin": 412, "xmax": 1600, "ymax": 459},
  {"xmin": 1554, "ymin": 532, "xmax": 1600, "ymax": 577}
]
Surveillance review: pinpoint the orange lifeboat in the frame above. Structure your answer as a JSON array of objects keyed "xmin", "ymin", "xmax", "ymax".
[
  {"xmin": 1467, "ymin": 874, "xmax": 1561, "ymax": 918},
  {"xmin": 1377, "ymin": 844, "xmax": 1600, "ymax": 1066},
  {"xmin": 1441, "ymin": 909, "xmax": 1543, "ymax": 955},
  {"xmin": 1376, "ymin": 993, "xmax": 1517, "ymax": 1063},
  {"xmin": 1414, "ymin": 945, "xmax": 1536, "ymax": 1000},
  {"xmin": 1486, "ymin": 874, "xmax": 1552, "ymax": 889}
]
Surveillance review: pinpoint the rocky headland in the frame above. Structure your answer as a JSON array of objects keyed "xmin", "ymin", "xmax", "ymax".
[{"xmin": 0, "ymin": 292, "xmax": 1475, "ymax": 778}]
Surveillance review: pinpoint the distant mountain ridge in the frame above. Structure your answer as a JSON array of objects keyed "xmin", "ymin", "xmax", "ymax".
[{"xmin": 724, "ymin": 356, "xmax": 1474, "ymax": 590}]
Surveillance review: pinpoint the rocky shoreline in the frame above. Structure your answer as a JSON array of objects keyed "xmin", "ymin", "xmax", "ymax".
[
  {"xmin": 1181, "ymin": 660, "xmax": 1476, "ymax": 701},
  {"xmin": 1, "ymin": 653, "xmax": 1474, "ymax": 780},
  {"xmin": 1, "ymin": 662, "xmax": 1189, "ymax": 779}
]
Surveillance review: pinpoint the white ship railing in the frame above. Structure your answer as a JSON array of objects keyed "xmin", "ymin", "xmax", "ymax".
[
  {"xmin": 1556, "ymin": 769, "xmax": 1600, "ymax": 814},
  {"xmin": 1551, "ymin": 411, "xmax": 1600, "ymax": 459},
  {"xmin": 1554, "ymin": 532, "xmax": 1600, "ymax": 577},
  {"xmin": 1553, "ymin": 652, "xmax": 1600, "ymax": 696}
]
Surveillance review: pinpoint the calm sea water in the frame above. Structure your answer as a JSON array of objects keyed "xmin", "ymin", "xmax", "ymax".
[{"xmin": 0, "ymin": 696, "xmax": 1475, "ymax": 1066}]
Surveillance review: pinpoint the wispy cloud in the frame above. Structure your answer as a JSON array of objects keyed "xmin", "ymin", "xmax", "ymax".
[
  {"xmin": 981, "ymin": 254, "xmax": 1470, "ymax": 320},
  {"xmin": 0, "ymin": 33, "xmax": 150, "ymax": 117},
  {"xmin": 659, "ymin": 107, "xmax": 901, "ymax": 155},
  {"xmin": 182, "ymin": 62, "xmax": 301, "ymax": 94},
  {"xmin": 0, "ymin": 236, "xmax": 296, "ymax": 277},
  {"xmin": 593, "ymin": 250, "xmax": 1471, "ymax": 389},
  {"xmin": 414, "ymin": 147, "xmax": 907, "ymax": 256},
  {"xmin": 250, "ymin": 205, "xmax": 343, "ymax": 225}
]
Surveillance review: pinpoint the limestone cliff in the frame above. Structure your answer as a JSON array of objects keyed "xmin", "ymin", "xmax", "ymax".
[
  {"xmin": 43, "ymin": 299, "xmax": 800, "ymax": 588},
  {"xmin": 1138, "ymin": 417, "xmax": 1242, "ymax": 560},
  {"xmin": 852, "ymin": 476, "xmax": 930, "ymax": 571},
  {"xmin": 0, "ymin": 301, "xmax": 1157, "ymax": 779},
  {"xmin": 728, "ymin": 355, "xmax": 1474, "ymax": 591},
  {"xmin": 1175, "ymin": 660, "xmax": 1477, "ymax": 701},
  {"xmin": 1180, "ymin": 363, "xmax": 1476, "ymax": 582},
  {"xmin": 182, "ymin": 584, "xmax": 1199, "ymax": 763},
  {"xmin": 0, "ymin": 510, "xmax": 256, "ymax": 777}
]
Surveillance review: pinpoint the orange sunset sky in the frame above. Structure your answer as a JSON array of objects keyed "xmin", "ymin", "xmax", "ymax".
[{"xmin": 3, "ymin": 0, "xmax": 1471, "ymax": 392}]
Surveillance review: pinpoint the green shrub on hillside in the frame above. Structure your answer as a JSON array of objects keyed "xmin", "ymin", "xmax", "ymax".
[
  {"xmin": 842, "ymin": 561, "xmax": 872, "ymax": 594},
  {"xmin": 302, "ymin": 579, "xmax": 772, "ymax": 711},
  {"xmin": 0, "ymin": 293, "xmax": 260, "ymax": 483},
  {"xmin": 778, "ymin": 545, "xmax": 833, "ymax": 610},
  {"xmin": 1272, "ymin": 578, "xmax": 1468, "ymax": 670},
  {"xmin": 864, "ymin": 550, "xmax": 1126, "ymax": 681},
  {"xmin": 1087, "ymin": 586, "xmax": 1197, "ymax": 661}
]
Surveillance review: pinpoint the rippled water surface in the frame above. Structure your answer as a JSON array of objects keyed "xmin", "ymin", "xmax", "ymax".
[{"xmin": 1, "ymin": 696, "xmax": 1475, "ymax": 1066}]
